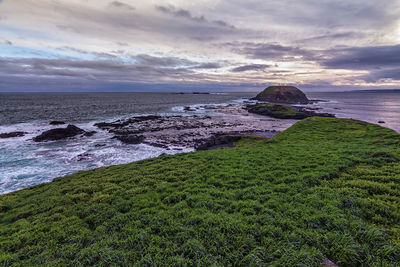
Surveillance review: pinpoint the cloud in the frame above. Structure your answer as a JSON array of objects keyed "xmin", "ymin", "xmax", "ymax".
[
  {"xmin": 216, "ymin": 0, "xmax": 400, "ymax": 30},
  {"xmin": 192, "ymin": 63, "xmax": 222, "ymax": 69},
  {"xmin": 155, "ymin": 5, "xmax": 235, "ymax": 29},
  {"xmin": 1, "ymin": 0, "xmax": 400, "ymax": 91},
  {"xmin": 360, "ymin": 68, "xmax": 400, "ymax": 82},
  {"xmin": 319, "ymin": 45, "xmax": 400, "ymax": 82},
  {"xmin": 56, "ymin": 46, "xmax": 119, "ymax": 59},
  {"xmin": 297, "ymin": 32, "xmax": 366, "ymax": 44},
  {"xmin": 0, "ymin": 54, "xmax": 225, "ymax": 90},
  {"xmin": 323, "ymin": 45, "xmax": 400, "ymax": 70},
  {"xmin": 109, "ymin": 1, "xmax": 135, "ymax": 11},
  {"xmin": 132, "ymin": 54, "xmax": 195, "ymax": 68},
  {"xmin": 2, "ymin": 40, "xmax": 13, "ymax": 45},
  {"xmin": 231, "ymin": 64, "xmax": 269, "ymax": 72},
  {"xmin": 226, "ymin": 42, "xmax": 320, "ymax": 61}
]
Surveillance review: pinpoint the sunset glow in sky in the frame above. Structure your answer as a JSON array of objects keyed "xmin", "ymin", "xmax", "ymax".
[{"xmin": 1, "ymin": 0, "xmax": 400, "ymax": 91}]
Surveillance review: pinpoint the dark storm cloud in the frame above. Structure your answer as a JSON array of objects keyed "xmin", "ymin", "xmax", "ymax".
[
  {"xmin": 0, "ymin": 56, "xmax": 243, "ymax": 92},
  {"xmin": 323, "ymin": 45, "xmax": 400, "ymax": 70},
  {"xmin": 109, "ymin": 1, "xmax": 135, "ymax": 11},
  {"xmin": 155, "ymin": 5, "xmax": 235, "ymax": 29},
  {"xmin": 231, "ymin": 64, "xmax": 269, "ymax": 72},
  {"xmin": 192, "ymin": 63, "xmax": 222, "ymax": 69},
  {"xmin": 0, "ymin": 55, "xmax": 223, "ymax": 91},
  {"xmin": 131, "ymin": 54, "xmax": 222, "ymax": 69},
  {"xmin": 227, "ymin": 42, "xmax": 320, "ymax": 61},
  {"xmin": 360, "ymin": 68, "xmax": 400, "ymax": 83},
  {"xmin": 132, "ymin": 54, "xmax": 195, "ymax": 67},
  {"xmin": 320, "ymin": 45, "xmax": 400, "ymax": 82}
]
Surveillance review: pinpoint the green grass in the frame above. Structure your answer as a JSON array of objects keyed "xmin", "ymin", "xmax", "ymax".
[
  {"xmin": 260, "ymin": 86, "xmax": 277, "ymax": 94},
  {"xmin": 1, "ymin": 117, "xmax": 400, "ymax": 266},
  {"xmin": 261, "ymin": 103, "xmax": 299, "ymax": 115},
  {"xmin": 247, "ymin": 103, "xmax": 306, "ymax": 119}
]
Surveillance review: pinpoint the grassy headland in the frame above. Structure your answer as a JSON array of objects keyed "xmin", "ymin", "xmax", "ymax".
[
  {"xmin": 246, "ymin": 103, "xmax": 307, "ymax": 119},
  {"xmin": 1, "ymin": 117, "xmax": 400, "ymax": 266}
]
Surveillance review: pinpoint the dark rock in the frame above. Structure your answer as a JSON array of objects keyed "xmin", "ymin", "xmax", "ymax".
[
  {"xmin": 94, "ymin": 116, "xmax": 163, "ymax": 129},
  {"xmin": 184, "ymin": 106, "xmax": 196, "ymax": 111},
  {"xmin": 94, "ymin": 122, "xmax": 127, "ymax": 129},
  {"xmin": 76, "ymin": 153, "xmax": 90, "ymax": 161},
  {"xmin": 253, "ymin": 86, "xmax": 309, "ymax": 104},
  {"xmin": 49, "ymin": 121, "xmax": 65, "ymax": 125},
  {"xmin": 130, "ymin": 115, "xmax": 162, "ymax": 122},
  {"xmin": 114, "ymin": 135, "xmax": 145, "ymax": 144},
  {"xmin": 195, "ymin": 133, "xmax": 244, "ymax": 150},
  {"xmin": 0, "ymin": 131, "xmax": 27, "ymax": 138},
  {"xmin": 192, "ymin": 92, "xmax": 210, "ymax": 95},
  {"xmin": 33, "ymin": 125, "xmax": 85, "ymax": 142},
  {"xmin": 378, "ymin": 121, "xmax": 385, "ymax": 124},
  {"xmin": 84, "ymin": 131, "xmax": 97, "ymax": 137},
  {"xmin": 95, "ymin": 144, "xmax": 106, "ymax": 147},
  {"xmin": 143, "ymin": 142, "xmax": 169, "ymax": 149}
]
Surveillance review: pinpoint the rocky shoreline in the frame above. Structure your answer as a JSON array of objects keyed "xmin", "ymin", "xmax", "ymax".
[
  {"xmin": 0, "ymin": 100, "xmax": 334, "ymax": 151},
  {"xmin": 91, "ymin": 104, "xmax": 281, "ymax": 150}
]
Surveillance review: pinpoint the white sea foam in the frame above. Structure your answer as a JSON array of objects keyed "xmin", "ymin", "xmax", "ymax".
[{"xmin": 0, "ymin": 117, "xmax": 195, "ymax": 195}]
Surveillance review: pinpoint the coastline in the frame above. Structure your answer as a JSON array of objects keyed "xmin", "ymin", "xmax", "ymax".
[
  {"xmin": 1, "ymin": 117, "xmax": 399, "ymax": 265},
  {"xmin": 0, "ymin": 97, "xmax": 297, "ymax": 195},
  {"xmin": 2, "ymin": 90, "xmax": 400, "ymax": 195}
]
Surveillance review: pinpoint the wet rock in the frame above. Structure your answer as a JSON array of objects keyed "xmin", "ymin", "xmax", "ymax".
[
  {"xmin": 84, "ymin": 131, "xmax": 97, "ymax": 137},
  {"xmin": 94, "ymin": 115, "xmax": 163, "ymax": 130},
  {"xmin": 49, "ymin": 121, "xmax": 65, "ymax": 125},
  {"xmin": 114, "ymin": 134, "xmax": 145, "ymax": 144},
  {"xmin": 94, "ymin": 121, "xmax": 127, "ymax": 129},
  {"xmin": 195, "ymin": 133, "xmax": 244, "ymax": 150},
  {"xmin": 33, "ymin": 125, "xmax": 85, "ymax": 142},
  {"xmin": 378, "ymin": 120, "xmax": 385, "ymax": 124},
  {"xmin": 143, "ymin": 142, "xmax": 169, "ymax": 149},
  {"xmin": 0, "ymin": 131, "xmax": 27, "ymax": 138},
  {"xmin": 76, "ymin": 153, "xmax": 90, "ymax": 161},
  {"xmin": 184, "ymin": 106, "xmax": 196, "ymax": 111}
]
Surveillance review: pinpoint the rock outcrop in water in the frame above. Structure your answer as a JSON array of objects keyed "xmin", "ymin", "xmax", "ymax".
[
  {"xmin": 0, "ymin": 131, "xmax": 27, "ymax": 139},
  {"xmin": 33, "ymin": 125, "xmax": 85, "ymax": 142},
  {"xmin": 254, "ymin": 86, "xmax": 309, "ymax": 104}
]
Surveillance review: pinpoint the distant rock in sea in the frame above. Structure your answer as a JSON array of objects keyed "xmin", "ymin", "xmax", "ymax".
[
  {"xmin": 33, "ymin": 125, "xmax": 85, "ymax": 142},
  {"xmin": 254, "ymin": 86, "xmax": 309, "ymax": 104},
  {"xmin": 0, "ymin": 131, "xmax": 27, "ymax": 139}
]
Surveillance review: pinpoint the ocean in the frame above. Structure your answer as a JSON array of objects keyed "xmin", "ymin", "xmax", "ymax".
[{"xmin": 1, "ymin": 90, "xmax": 399, "ymax": 194}]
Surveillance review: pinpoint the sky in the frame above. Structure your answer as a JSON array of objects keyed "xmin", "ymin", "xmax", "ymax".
[{"xmin": 0, "ymin": 0, "xmax": 400, "ymax": 92}]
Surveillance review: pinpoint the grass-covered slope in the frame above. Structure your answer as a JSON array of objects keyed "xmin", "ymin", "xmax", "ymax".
[
  {"xmin": 1, "ymin": 117, "xmax": 400, "ymax": 266},
  {"xmin": 246, "ymin": 103, "xmax": 307, "ymax": 119}
]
